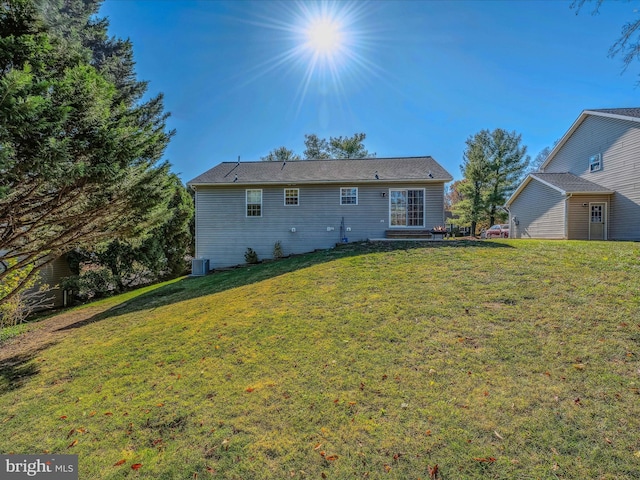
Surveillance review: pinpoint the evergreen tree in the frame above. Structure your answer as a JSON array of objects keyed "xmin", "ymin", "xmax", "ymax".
[
  {"xmin": 455, "ymin": 129, "xmax": 529, "ymax": 234},
  {"xmin": 328, "ymin": 132, "xmax": 375, "ymax": 159},
  {"xmin": 455, "ymin": 134, "xmax": 491, "ymax": 236},
  {"xmin": 0, "ymin": 0, "xmax": 174, "ymax": 305},
  {"xmin": 302, "ymin": 133, "xmax": 330, "ymax": 159},
  {"xmin": 260, "ymin": 146, "xmax": 300, "ymax": 162},
  {"xmin": 484, "ymin": 129, "xmax": 530, "ymax": 226}
]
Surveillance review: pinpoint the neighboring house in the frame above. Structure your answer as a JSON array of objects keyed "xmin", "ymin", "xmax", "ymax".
[
  {"xmin": 506, "ymin": 108, "xmax": 640, "ymax": 240},
  {"xmin": 0, "ymin": 253, "xmax": 73, "ymax": 309},
  {"xmin": 187, "ymin": 156, "xmax": 453, "ymax": 269},
  {"xmin": 38, "ymin": 255, "xmax": 74, "ymax": 308}
]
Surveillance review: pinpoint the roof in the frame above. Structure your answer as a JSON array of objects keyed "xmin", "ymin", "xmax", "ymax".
[
  {"xmin": 187, "ymin": 156, "xmax": 453, "ymax": 186},
  {"xmin": 541, "ymin": 107, "xmax": 640, "ymax": 170},
  {"xmin": 506, "ymin": 172, "xmax": 613, "ymax": 206},
  {"xmin": 588, "ymin": 107, "xmax": 640, "ymax": 118}
]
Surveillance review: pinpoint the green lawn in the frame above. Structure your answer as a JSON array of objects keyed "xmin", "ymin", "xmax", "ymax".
[{"xmin": 1, "ymin": 240, "xmax": 639, "ymax": 479}]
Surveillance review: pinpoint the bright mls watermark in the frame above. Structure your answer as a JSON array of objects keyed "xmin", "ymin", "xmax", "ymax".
[{"xmin": 1, "ymin": 455, "xmax": 78, "ymax": 479}]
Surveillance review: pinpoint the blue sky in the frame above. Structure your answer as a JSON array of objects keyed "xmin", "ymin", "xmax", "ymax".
[{"xmin": 99, "ymin": 0, "xmax": 640, "ymax": 183}]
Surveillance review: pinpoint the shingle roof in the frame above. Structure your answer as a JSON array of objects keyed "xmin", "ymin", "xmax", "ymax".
[
  {"xmin": 587, "ymin": 107, "xmax": 640, "ymax": 119},
  {"xmin": 530, "ymin": 173, "xmax": 614, "ymax": 194},
  {"xmin": 187, "ymin": 156, "xmax": 453, "ymax": 186}
]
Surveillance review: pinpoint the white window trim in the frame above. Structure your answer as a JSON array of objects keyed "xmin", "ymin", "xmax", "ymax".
[
  {"xmin": 589, "ymin": 153, "xmax": 602, "ymax": 172},
  {"xmin": 284, "ymin": 188, "xmax": 299, "ymax": 206},
  {"xmin": 340, "ymin": 187, "xmax": 358, "ymax": 205},
  {"xmin": 388, "ymin": 188, "xmax": 426, "ymax": 228},
  {"xmin": 246, "ymin": 189, "xmax": 262, "ymax": 217}
]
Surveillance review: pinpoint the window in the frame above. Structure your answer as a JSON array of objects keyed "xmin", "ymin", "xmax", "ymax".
[
  {"xmin": 390, "ymin": 189, "xmax": 425, "ymax": 227},
  {"xmin": 246, "ymin": 189, "xmax": 262, "ymax": 217},
  {"xmin": 589, "ymin": 153, "xmax": 602, "ymax": 172},
  {"xmin": 284, "ymin": 188, "xmax": 299, "ymax": 206},
  {"xmin": 340, "ymin": 187, "xmax": 358, "ymax": 205},
  {"xmin": 591, "ymin": 204, "xmax": 603, "ymax": 223}
]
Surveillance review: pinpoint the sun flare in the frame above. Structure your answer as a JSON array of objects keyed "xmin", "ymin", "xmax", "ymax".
[
  {"xmin": 305, "ymin": 18, "xmax": 343, "ymax": 57},
  {"xmin": 233, "ymin": 1, "xmax": 383, "ymax": 115}
]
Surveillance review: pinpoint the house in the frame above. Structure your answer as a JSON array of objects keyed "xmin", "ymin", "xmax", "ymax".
[
  {"xmin": 506, "ymin": 108, "xmax": 640, "ymax": 240},
  {"xmin": 187, "ymin": 156, "xmax": 453, "ymax": 269},
  {"xmin": 0, "ymin": 253, "xmax": 73, "ymax": 310}
]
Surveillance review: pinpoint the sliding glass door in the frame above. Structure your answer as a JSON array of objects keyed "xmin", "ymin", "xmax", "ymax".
[{"xmin": 390, "ymin": 189, "xmax": 425, "ymax": 227}]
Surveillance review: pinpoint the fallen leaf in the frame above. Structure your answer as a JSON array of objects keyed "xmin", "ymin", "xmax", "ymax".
[
  {"xmin": 425, "ymin": 430, "xmax": 432, "ymax": 436},
  {"xmin": 104, "ymin": 412, "xmax": 113, "ymax": 416},
  {"xmin": 59, "ymin": 415, "xmax": 67, "ymax": 420},
  {"xmin": 428, "ymin": 464, "xmax": 439, "ymax": 479},
  {"xmin": 66, "ymin": 429, "xmax": 75, "ymax": 439},
  {"xmin": 67, "ymin": 440, "xmax": 77, "ymax": 448},
  {"xmin": 156, "ymin": 403, "xmax": 164, "ymax": 407},
  {"xmin": 383, "ymin": 463, "xmax": 391, "ymax": 473},
  {"xmin": 113, "ymin": 459, "xmax": 126, "ymax": 466},
  {"xmin": 245, "ymin": 387, "xmax": 254, "ymax": 393},
  {"xmin": 473, "ymin": 457, "xmax": 496, "ymax": 463},
  {"xmin": 131, "ymin": 463, "xmax": 142, "ymax": 470},
  {"xmin": 89, "ymin": 411, "xmax": 96, "ymax": 417},
  {"xmin": 313, "ymin": 443, "xmax": 322, "ymax": 450},
  {"xmin": 325, "ymin": 455, "xmax": 338, "ymax": 461}
]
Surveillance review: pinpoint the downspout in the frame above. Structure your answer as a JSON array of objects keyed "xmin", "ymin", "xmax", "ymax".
[
  {"xmin": 503, "ymin": 205, "xmax": 511, "ymax": 234},
  {"xmin": 190, "ymin": 185, "xmax": 199, "ymax": 259},
  {"xmin": 564, "ymin": 193, "xmax": 572, "ymax": 240}
]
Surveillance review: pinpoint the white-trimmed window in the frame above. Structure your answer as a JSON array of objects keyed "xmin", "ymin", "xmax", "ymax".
[
  {"xmin": 246, "ymin": 189, "xmax": 262, "ymax": 217},
  {"xmin": 284, "ymin": 188, "xmax": 299, "ymax": 206},
  {"xmin": 340, "ymin": 187, "xmax": 358, "ymax": 205},
  {"xmin": 589, "ymin": 153, "xmax": 602, "ymax": 172}
]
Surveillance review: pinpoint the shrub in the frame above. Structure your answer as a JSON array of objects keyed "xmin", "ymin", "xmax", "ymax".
[
  {"xmin": 273, "ymin": 241, "xmax": 284, "ymax": 260},
  {"xmin": 244, "ymin": 248, "xmax": 259, "ymax": 264},
  {"xmin": 0, "ymin": 259, "xmax": 52, "ymax": 329}
]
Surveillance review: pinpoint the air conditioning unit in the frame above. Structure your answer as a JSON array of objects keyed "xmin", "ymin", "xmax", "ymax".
[{"xmin": 191, "ymin": 258, "xmax": 210, "ymax": 276}]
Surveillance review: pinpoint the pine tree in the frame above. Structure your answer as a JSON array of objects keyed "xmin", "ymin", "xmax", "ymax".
[
  {"xmin": 0, "ymin": 0, "xmax": 175, "ymax": 305},
  {"xmin": 455, "ymin": 129, "xmax": 529, "ymax": 235}
]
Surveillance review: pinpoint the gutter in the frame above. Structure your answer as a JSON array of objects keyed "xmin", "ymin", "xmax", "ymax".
[{"xmin": 564, "ymin": 193, "xmax": 572, "ymax": 240}]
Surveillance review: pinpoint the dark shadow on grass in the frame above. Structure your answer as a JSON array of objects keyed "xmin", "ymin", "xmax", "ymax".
[
  {"xmin": 0, "ymin": 343, "xmax": 54, "ymax": 395},
  {"xmin": 56, "ymin": 240, "xmax": 513, "ymax": 331}
]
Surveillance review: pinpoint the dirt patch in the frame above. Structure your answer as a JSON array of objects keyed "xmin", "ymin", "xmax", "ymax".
[{"xmin": 0, "ymin": 305, "xmax": 112, "ymax": 365}]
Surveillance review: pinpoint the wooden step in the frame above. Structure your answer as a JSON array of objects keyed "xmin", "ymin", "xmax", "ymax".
[{"xmin": 385, "ymin": 229, "xmax": 434, "ymax": 239}]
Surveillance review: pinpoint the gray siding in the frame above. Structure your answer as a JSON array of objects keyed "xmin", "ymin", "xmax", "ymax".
[
  {"xmin": 510, "ymin": 180, "xmax": 565, "ymax": 239},
  {"xmin": 195, "ymin": 182, "xmax": 445, "ymax": 269},
  {"xmin": 545, "ymin": 115, "xmax": 640, "ymax": 239},
  {"xmin": 35, "ymin": 255, "xmax": 73, "ymax": 308},
  {"xmin": 566, "ymin": 195, "xmax": 611, "ymax": 240}
]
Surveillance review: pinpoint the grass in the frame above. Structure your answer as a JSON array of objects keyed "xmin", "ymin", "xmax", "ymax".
[{"xmin": 1, "ymin": 239, "xmax": 639, "ymax": 479}]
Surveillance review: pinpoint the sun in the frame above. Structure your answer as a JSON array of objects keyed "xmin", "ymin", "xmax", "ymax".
[
  {"xmin": 231, "ymin": 1, "xmax": 384, "ymax": 114},
  {"xmin": 305, "ymin": 17, "xmax": 343, "ymax": 58}
]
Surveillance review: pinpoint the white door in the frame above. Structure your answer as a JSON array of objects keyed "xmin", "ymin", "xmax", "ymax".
[{"xmin": 589, "ymin": 203, "xmax": 606, "ymax": 240}]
